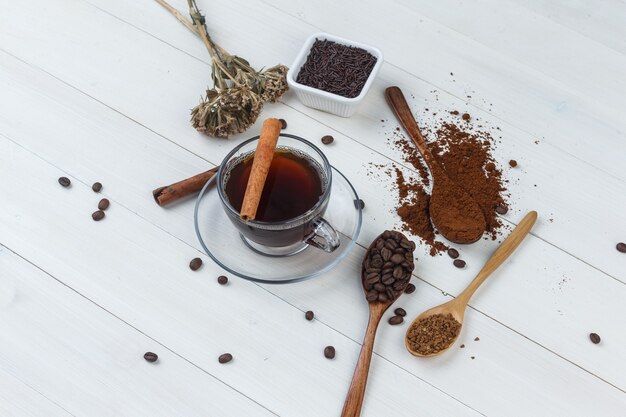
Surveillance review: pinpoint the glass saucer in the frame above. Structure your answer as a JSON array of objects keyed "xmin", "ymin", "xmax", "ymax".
[{"xmin": 194, "ymin": 167, "xmax": 362, "ymax": 284}]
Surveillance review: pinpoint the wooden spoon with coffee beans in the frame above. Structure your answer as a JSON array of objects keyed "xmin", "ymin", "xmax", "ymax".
[
  {"xmin": 341, "ymin": 230, "xmax": 416, "ymax": 417},
  {"xmin": 385, "ymin": 86, "xmax": 486, "ymax": 244}
]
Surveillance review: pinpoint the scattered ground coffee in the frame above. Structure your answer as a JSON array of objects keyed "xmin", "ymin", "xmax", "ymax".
[
  {"xmin": 388, "ymin": 315, "xmax": 404, "ymax": 325},
  {"xmin": 218, "ymin": 353, "xmax": 233, "ymax": 364},
  {"xmin": 296, "ymin": 39, "xmax": 377, "ymax": 98},
  {"xmin": 217, "ymin": 275, "xmax": 228, "ymax": 285},
  {"xmin": 92, "ymin": 182, "xmax": 102, "ymax": 192},
  {"xmin": 589, "ymin": 333, "xmax": 601, "ymax": 344},
  {"xmin": 189, "ymin": 257, "xmax": 203, "ymax": 271},
  {"xmin": 305, "ymin": 310, "xmax": 314, "ymax": 321},
  {"xmin": 324, "ymin": 345, "xmax": 336, "ymax": 359},
  {"xmin": 362, "ymin": 230, "xmax": 415, "ymax": 303},
  {"xmin": 321, "ymin": 135, "xmax": 334, "ymax": 145},
  {"xmin": 616, "ymin": 242, "xmax": 626, "ymax": 253},
  {"xmin": 144, "ymin": 352, "xmax": 158, "ymax": 363},
  {"xmin": 509, "ymin": 159, "xmax": 518, "ymax": 168},
  {"xmin": 98, "ymin": 198, "xmax": 110, "ymax": 211},
  {"xmin": 58, "ymin": 177, "xmax": 71, "ymax": 187},
  {"xmin": 388, "ymin": 112, "xmax": 509, "ymax": 255},
  {"xmin": 462, "ymin": 113, "xmax": 471, "ymax": 121},
  {"xmin": 474, "ymin": 336, "xmax": 480, "ymax": 341},
  {"xmin": 92, "ymin": 210, "xmax": 105, "ymax": 221},
  {"xmin": 406, "ymin": 313, "xmax": 461, "ymax": 355}
]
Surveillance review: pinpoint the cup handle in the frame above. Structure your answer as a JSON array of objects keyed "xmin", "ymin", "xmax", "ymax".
[{"xmin": 305, "ymin": 218, "xmax": 340, "ymax": 253}]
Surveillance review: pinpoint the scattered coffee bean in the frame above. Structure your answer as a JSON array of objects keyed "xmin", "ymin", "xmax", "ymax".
[
  {"xmin": 404, "ymin": 283, "xmax": 416, "ymax": 294},
  {"xmin": 98, "ymin": 198, "xmax": 110, "ymax": 211},
  {"xmin": 474, "ymin": 337, "xmax": 480, "ymax": 341},
  {"xmin": 92, "ymin": 210, "xmax": 105, "ymax": 221},
  {"xmin": 189, "ymin": 257, "xmax": 203, "ymax": 271},
  {"xmin": 447, "ymin": 248, "xmax": 459, "ymax": 259},
  {"xmin": 394, "ymin": 308, "xmax": 406, "ymax": 317},
  {"xmin": 509, "ymin": 159, "xmax": 518, "ymax": 168},
  {"xmin": 305, "ymin": 310, "xmax": 314, "ymax": 321},
  {"xmin": 279, "ymin": 119, "xmax": 287, "ymax": 129},
  {"xmin": 616, "ymin": 242, "xmax": 626, "ymax": 253},
  {"xmin": 218, "ymin": 353, "xmax": 233, "ymax": 364},
  {"xmin": 388, "ymin": 315, "xmax": 404, "ymax": 325},
  {"xmin": 321, "ymin": 135, "xmax": 334, "ymax": 145},
  {"xmin": 362, "ymin": 231, "xmax": 415, "ymax": 303},
  {"xmin": 453, "ymin": 259, "xmax": 466, "ymax": 268},
  {"xmin": 58, "ymin": 177, "xmax": 71, "ymax": 187},
  {"xmin": 217, "ymin": 275, "xmax": 228, "ymax": 285},
  {"xmin": 589, "ymin": 333, "xmax": 601, "ymax": 344},
  {"xmin": 92, "ymin": 182, "xmax": 102, "ymax": 192},
  {"xmin": 324, "ymin": 346, "xmax": 336, "ymax": 359},
  {"xmin": 462, "ymin": 113, "xmax": 471, "ymax": 121},
  {"xmin": 495, "ymin": 204, "xmax": 508, "ymax": 215},
  {"xmin": 143, "ymin": 352, "xmax": 158, "ymax": 362}
]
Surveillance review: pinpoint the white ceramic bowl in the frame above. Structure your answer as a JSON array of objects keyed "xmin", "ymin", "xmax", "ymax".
[{"xmin": 287, "ymin": 32, "xmax": 384, "ymax": 118}]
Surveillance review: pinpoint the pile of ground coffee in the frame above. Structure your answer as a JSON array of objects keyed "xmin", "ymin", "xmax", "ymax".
[
  {"xmin": 388, "ymin": 112, "xmax": 509, "ymax": 255},
  {"xmin": 406, "ymin": 313, "xmax": 461, "ymax": 355}
]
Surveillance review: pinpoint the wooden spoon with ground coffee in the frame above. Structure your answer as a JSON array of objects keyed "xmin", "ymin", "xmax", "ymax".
[
  {"xmin": 405, "ymin": 211, "xmax": 537, "ymax": 357},
  {"xmin": 341, "ymin": 230, "xmax": 415, "ymax": 417},
  {"xmin": 385, "ymin": 86, "xmax": 486, "ymax": 244}
]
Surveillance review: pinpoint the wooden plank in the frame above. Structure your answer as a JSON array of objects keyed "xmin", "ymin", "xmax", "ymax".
[
  {"xmin": 0, "ymin": 369, "xmax": 72, "ymax": 417},
  {"xmin": 1, "ymin": 0, "xmax": 624, "ymax": 283},
  {"xmin": 0, "ymin": 78, "xmax": 624, "ymax": 415},
  {"xmin": 513, "ymin": 0, "xmax": 626, "ymax": 55},
  {"xmin": 0, "ymin": 140, "xmax": 481, "ymax": 416},
  {"xmin": 0, "ymin": 246, "xmax": 278, "ymax": 417}
]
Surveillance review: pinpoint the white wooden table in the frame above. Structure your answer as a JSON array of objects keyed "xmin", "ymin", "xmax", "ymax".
[{"xmin": 1, "ymin": 0, "xmax": 625, "ymax": 415}]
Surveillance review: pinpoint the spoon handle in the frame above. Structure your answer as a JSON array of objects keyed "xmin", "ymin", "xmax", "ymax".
[
  {"xmin": 457, "ymin": 211, "xmax": 538, "ymax": 304},
  {"xmin": 385, "ymin": 86, "xmax": 435, "ymax": 167},
  {"xmin": 341, "ymin": 304, "xmax": 386, "ymax": 417}
]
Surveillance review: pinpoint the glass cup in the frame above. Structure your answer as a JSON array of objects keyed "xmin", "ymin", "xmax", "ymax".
[{"xmin": 217, "ymin": 133, "xmax": 340, "ymax": 257}]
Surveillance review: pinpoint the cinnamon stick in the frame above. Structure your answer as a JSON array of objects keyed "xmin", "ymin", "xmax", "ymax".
[
  {"xmin": 240, "ymin": 118, "xmax": 282, "ymax": 221},
  {"xmin": 152, "ymin": 166, "xmax": 218, "ymax": 206}
]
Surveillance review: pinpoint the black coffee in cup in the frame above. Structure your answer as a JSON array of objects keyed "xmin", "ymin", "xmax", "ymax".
[{"xmin": 225, "ymin": 149, "xmax": 324, "ymax": 222}]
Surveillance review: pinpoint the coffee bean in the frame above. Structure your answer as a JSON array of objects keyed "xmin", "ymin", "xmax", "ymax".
[
  {"xmin": 453, "ymin": 259, "xmax": 466, "ymax": 268},
  {"xmin": 305, "ymin": 310, "xmax": 314, "ymax": 321},
  {"xmin": 388, "ymin": 315, "xmax": 404, "ymax": 325},
  {"xmin": 393, "ymin": 266, "xmax": 403, "ymax": 279},
  {"xmin": 366, "ymin": 291, "xmax": 378, "ymax": 302},
  {"xmin": 324, "ymin": 346, "xmax": 335, "ymax": 359},
  {"xmin": 92, "ymin": 182, "xmax": 102, "ymax": 192},
  {"xmin": 382, "ymin": 230, "xmax": 391, "ymax": 239},
  {"xmin": 189, "ymin": 257, "xmax": 203, "ymax": 271},
  {"xmin": 92, "ymin": 210, "xmax": 105, "ymax": 221},
  {"xmin": 279, "ymin": 119, "xmax": 287, "ymax": 129},
  {"xmin": 384, "ymin": 239, "xmax": 398, "ymax": 250},
  {"xmin": 382, "ymin": 275, "xmax": 395, "ymax": 285},
  {"xmin": 509, "ymin": 159, "xmax": 518, "ymax": 168},
  {"xmin": 143, "ymin": 352, "xmax": 158, "ymax": 362},
  {"xmin": 377, "ymin": 293, "xmax": 389, "ymax": 303},
  {"xmin": 217, "ymin": 275, "xmax": 228, "ymax": 285},
  {"xmin": 462, "ymin": 113, "xmax": 471, "ymax": 121},
  {"xmin": 589, "ymin": 333, "xmax": 601, "ymax": 344},
  {"xmin": 374, "ymin": 283, "xmax": 386, "ymax": 292},
  {"xmin": 495, "ymin": 205, "xmax": 508, "ymax": 215},
  {"xmin": 218, "ymin": 353, "xmax": 233, "ymax": 364},
  {"xmin": 385, "ymin": 287, "xmax": 395, "ymax": 301},
  {"xmin": 447, "ymin": 248, "xmax": 459, "ymax": 259},
  {"xmin": 380, "ymin": 247, "xmax": 392, "ymax": 261},
  {"xmin": 58, "ymin": 176, "xmax": 71, "ymax": 187},
  {"xmin": 98, "ymin": 198, "xmax": 110, "ymax": 211},
  {"xmin": 404, "ymin": 283, "xmax": 416, "ymax": 294},
  {"xmin": 394, "ymin": 308, "xmax": 406, "ymax": 317},
  {"xmin": 616, "ymin": 242, "xmax": 626, "ymax": 253},
  {"xmin": 321, "ymin": 135, "xmax": 334, "ymax": 145},
  {"xmin": 390, "ymin": 254, "xmax": 404, "ymax": 264}
]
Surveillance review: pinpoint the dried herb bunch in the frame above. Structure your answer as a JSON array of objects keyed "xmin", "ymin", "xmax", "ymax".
[{"xmin": 156, "ymin": 0, "xmax": 288, "ymax": 138}]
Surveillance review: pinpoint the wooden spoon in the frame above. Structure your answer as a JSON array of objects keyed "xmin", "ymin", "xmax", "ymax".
[
  {"xmin": 385, "ymin": 86, "xmax": 486, "ymax": 244},
  {"xmin": 405, "ymin": 211, "xmax": 537, "ymax": 357},
  {"xmin": 341, "ymin": 230, "xmax": 415, "ymax": 417}
]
